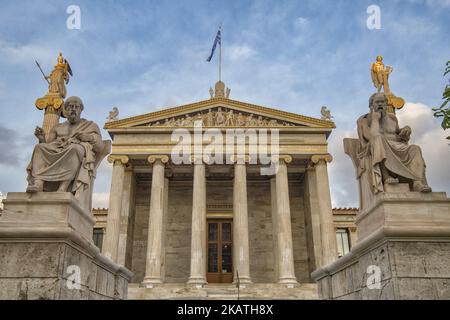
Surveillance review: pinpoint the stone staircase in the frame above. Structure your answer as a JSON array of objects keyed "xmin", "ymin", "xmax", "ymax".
[{"xmin": 128, "ymin": 283, "xmax": 318, "ymax": 300}]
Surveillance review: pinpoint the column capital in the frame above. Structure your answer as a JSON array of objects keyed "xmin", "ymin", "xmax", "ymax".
[
  {"xmin": 272, "ymin": 155, "xmax": 292, "ymax": 165},
  {"xmin": 107, "ymin": 155, "xmax": 129, "ymax": 165},
  {"xmin": 311, "ymin": 154, "xmax": 333, "ymax": 165},
  {"xmin": 148, "ymin": 155, "xmax": 169, "ymax": 165}
]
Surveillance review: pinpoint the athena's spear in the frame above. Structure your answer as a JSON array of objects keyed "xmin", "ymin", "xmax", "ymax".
[{"xmin": 35, "ymin": 60, "xmax": 50, "ymax": 85}]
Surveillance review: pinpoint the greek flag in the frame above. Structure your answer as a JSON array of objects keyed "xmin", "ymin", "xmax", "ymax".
[{"xmin": 206, "ymin": 28, "xmax": 221, "ymax": 62}]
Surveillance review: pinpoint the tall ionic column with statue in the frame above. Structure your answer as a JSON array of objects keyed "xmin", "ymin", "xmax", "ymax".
[{"xmin": 0, "ymin": 57, "xmax": 132, "ymax": 300}]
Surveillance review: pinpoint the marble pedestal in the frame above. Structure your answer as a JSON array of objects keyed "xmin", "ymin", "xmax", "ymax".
[
  {"xmin": 0, "ymin": 192, "xmax": 132, "ymax": 300},
  {"xmin": 312, "ymin": 191, "xmax": 450, "ymax": 299}
]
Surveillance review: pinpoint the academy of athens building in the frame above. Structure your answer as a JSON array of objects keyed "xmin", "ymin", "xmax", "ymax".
[{"xmin": 97, "ymin": 81, "xmax": 354, "ymax": 299}]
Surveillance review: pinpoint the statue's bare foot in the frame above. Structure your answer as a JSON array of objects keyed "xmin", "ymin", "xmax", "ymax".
[
  {"xmin": 384, "ymin": 177, "xmax": 399, "ymax": 184},
  {"xmin": 57, "ymin": 180, "xmax": 71, "ymax": 192},
  {"xmin": 414, "ymin": 181, "xmax": 432, "ymax": 193},
  {"xmin": 26, "ymin": 180, "xmax": 43, "ymax": 193}
]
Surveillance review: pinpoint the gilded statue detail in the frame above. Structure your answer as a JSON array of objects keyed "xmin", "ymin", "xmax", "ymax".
[
  {"xmin": 371, "ymin": 55, "xmax": 393, "ymax": 94},
  {"xmin": 370, "ymin": 55, "xmax": 405, "ymax": 112}
]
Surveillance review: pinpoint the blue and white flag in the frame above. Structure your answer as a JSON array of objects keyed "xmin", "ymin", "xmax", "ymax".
[{"xmin": 206, "ymin": 28, "xmax": 221, "ymax": 62}]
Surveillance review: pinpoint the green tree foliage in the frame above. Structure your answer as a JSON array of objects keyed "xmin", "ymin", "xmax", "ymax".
[{"xmin": 432, "ymin": 61, "xmax": 450, "ymax": 142}]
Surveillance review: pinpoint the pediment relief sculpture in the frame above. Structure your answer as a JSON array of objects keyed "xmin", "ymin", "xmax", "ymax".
[{"xmin": 144, "ymin": 107, "xmax": 297, "ymax": 128}]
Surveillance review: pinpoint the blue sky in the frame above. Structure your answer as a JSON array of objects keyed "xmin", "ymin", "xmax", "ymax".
[{"xmin": 0, "ymin": 0, "xmax": 449, "ymax": 207}]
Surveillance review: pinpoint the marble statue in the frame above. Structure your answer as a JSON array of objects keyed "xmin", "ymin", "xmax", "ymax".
[
  {"xmin": 320, "ymin": 106, "xmax": 333, "ymax": 121},
  {"xmin": 26, "ymin": 96, "xmax": 110, "ymax": 209},
  {"xmin": 206, "ymin": 109, "xmax": 214, "ymax": 126},
  {"xmin": 107, "ymin": 107, "xmax": 119, "ymax": 122},
  {"xmin": 236, "ymin": 112, "xmax": 246, "ymax": 127},
  {"xmin": 224, "ymin": 110, "xmax": 235, "ymax": 126},
  {"xmin": 344, "ymin": 93, "xmax": 431, "ymax": 209},
  {"xmin": 215, "ymin": 107, "xmax": 225, "ymax": 126}
]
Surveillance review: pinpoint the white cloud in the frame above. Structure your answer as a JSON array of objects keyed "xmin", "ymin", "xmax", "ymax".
[
  {"xmin": 227, "ymin": 44, "xmax": 257, "ymax": 61},
  {"xmin": 92, "ymin": 192, "xmax": 110, "ymax": 209},
  {"xmin": 402, "ymin": 0, "xmax": 450, "ymax": 8},
  {"xmin": 0, "ymin": 40, "xmax": 55, "ymax": 66},
  {"xmin": 397, "ymin": 102, "xmax": 450, "ymax": 194},
  {"xmin": 0, "ymin": 191, "xmax": 4, "ymax": 210},
  {"xmin": 328, "ymin": 128, "xmax": 360, "ymax": 209},
  {"xmin": 389, "ymin": 15, "xmax": 440, "ymax": 37},
  {"xmin": 293, "ymin": 17, "xmax": 309, "ymax": 30}
]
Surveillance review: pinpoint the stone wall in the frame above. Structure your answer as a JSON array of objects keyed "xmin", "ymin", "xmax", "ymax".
[
  {"xmin": 316, "ymin": 240, "xmax": 450, "ymax": 299},
  {"xmin": 130, "ymin": 182, "xmax": 151, "ymax": 283},
  {"xmin": 164, "ymin": 181, "xmax": 192, "ymax": 283},
  {"xmin": 0, "ymin": 242, "xmax": 129, "ymax": 300},
  {"xmin": 289, "ymin": 180, "xmax": 310, "ymax": 283},
  {"xmin": 0, "ymin": 192, "xmax": 132, "ymax": 300},
  {"xmin": 248, "ymin": 181, "xmax": 275, "ymax": 282}
]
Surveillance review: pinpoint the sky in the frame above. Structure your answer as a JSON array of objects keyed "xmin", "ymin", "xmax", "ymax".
[{"xmin": 0, "ymin": 0, "xmax": 449, "ymax": 208}]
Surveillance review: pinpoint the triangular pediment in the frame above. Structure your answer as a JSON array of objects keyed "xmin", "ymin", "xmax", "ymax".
[{"xmin": 104, "ymin": 97, "xmax": 335, "ymax": 129}]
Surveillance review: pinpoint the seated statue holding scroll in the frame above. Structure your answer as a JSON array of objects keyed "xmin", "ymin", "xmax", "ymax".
[
  {"xmin": 354, "ymin": 92, "xmax": 431, "ymax": 194},
  {"xmin": 26, "ymin": 97, "xmax": 109, "ymax": 207}
]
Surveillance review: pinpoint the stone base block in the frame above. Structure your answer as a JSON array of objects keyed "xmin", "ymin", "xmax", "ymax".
[
  {"xmin": 312, "ymin": 192, "xmax": 450, "ymax": 300},
  {"xmin": 313, "ymin": 240, "xmax": 450, "ymax": 300},
  {"xmin": 128, "ymin": 283, "xmax": 319, "ymax": 300},
  {"xmin": 0, "ymin": 192, "xmax": 132, "ymax": 300},
  {"xmin": 356, "ymin": 192, "xmax": 450, "ymax": 243}
]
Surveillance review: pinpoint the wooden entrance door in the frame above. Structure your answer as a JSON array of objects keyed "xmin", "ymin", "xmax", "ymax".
[{"xmin": 207, "ymin": 220, "xmax": 233, "ymax": 283}]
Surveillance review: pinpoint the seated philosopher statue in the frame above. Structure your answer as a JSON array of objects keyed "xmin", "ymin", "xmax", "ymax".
[
  {"xmin": 345, "ymin": 93, "xmax": 431, "ymax": 203},
  {"xmin": 26, "ymin": 97, "xmax": 109, "ymax": 208}
]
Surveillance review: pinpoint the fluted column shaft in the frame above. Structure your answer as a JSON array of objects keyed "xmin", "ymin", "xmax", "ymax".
[
  {"xmin": 274, "ymin": 156, "xmax": 298, "ymax": 286},
  {"xmin": 102, "ymin": 155, "xmax": 128, "ymax": 262},
  {"xmin": 143, "ymin": 155, "xmax": 169, "ymax": 287},
  {"xmin": 233, "ymin": 160, "xmax": 252, "ymax": 285},
  {"xmin": 312, "ymin": 155, "xmax": 338, "ymax": 266},
  {"xmin": 187, "ymin": 158, "xmax": 207, "ymax": 286}
]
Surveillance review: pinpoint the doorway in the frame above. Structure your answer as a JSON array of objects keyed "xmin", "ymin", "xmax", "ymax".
[{"xmin": 207, "ymin": 219, "xmax": 233, "ymax": 283}]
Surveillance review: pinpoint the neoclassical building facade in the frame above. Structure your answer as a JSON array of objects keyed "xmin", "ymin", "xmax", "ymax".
[{"xmin": 100, "ymin": 82, "xmax": 342, "ymax": 298}]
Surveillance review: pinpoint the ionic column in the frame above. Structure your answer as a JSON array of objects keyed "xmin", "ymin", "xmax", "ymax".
[
  {"xmin": 187, "ymin": 156, "xmax": 207, "ymax": 287},
  {"xmin": 233, "ymin": 155, "xmax": 252, "ymax": 285},
  {"xmin": 117, "ymin": 169, "xmax": 135, "ymax": 267},
  {"xmin": 143, "ymin": 155, "xmax": 169, "ymax": 288},
  {"xmin": 102, "ymin": 155, "xmax": 129, "ymax": 262},
  {"xmin": 311, "ymin": 154, "xmax": 338, "ymax": 266},
  {"xmin": 273, "ymin": 155, "xmax": 298, "ymax": 286}
]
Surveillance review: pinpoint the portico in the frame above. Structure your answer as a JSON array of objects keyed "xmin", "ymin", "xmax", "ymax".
[{"xmin": 102, "ymin": 85, "xmax": 337, "ymax": 298}]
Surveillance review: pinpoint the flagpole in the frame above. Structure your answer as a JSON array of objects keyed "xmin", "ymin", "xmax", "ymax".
[{"xmin": 219, "ymin": 25, "xmax": 222, "ymax": 82}]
